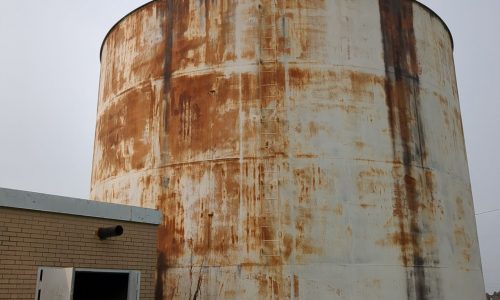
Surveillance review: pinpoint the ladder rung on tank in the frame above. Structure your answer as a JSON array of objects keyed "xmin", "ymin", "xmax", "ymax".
[{"xmin": 258, "ymin": 0, "xmax": 282, "ymax": 258}]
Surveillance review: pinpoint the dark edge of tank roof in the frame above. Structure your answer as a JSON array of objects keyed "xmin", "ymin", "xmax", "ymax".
[
  {"xmin": 98, "ymin": 0, "xmax": 454, "ymax": 62},
  {"xmin": 413, "ymin": 1, "xmax": 454, "ymax": 49},
  {"xmin": 99, "ymin": 0, "xmax": 157, "ymax": 61}
]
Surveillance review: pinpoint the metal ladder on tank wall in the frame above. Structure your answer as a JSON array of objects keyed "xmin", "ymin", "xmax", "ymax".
[{"xmin": 258, "ymin": 0, "xmax": 282, "ymax": 258}]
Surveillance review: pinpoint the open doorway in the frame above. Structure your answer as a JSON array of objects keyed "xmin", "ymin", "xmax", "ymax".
[
  {"xmin": 73, "ymin": 271, "xmax": 129, "ymax": 300},
  {"xmin": 35, "ymin": 267, "xmax": 140, "ymax": 300}
]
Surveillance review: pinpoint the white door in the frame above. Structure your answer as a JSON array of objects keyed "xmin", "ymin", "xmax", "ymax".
[
  {"xmin": 35, "ymin": 267, "xmax": 74, "ymax": 300},
  {"xmin": 127, "ymin": 271, "xmax": 140, "ymax": 300}
]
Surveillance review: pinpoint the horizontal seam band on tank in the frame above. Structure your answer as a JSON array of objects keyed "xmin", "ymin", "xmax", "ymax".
[
  {"xmin": 97, "ymin": 63, "xmax": 456, "ymax": 111},
  {"xmin": 167, "ymin": 62, "xmax": 456, "ymax": 99},
  {"xmin": 280, "ymin": 61, "xmax": 457, "ymax": 97},
  {"xmin": 141, "ymin": 262, "xmax": 481, "ymax": 270},
  {"xmin": 91, "ymin": 156, "xmax": 471, "ymax": 189},
  {"xmin": 96, "ymin": 78, "xmax": 164, "ymax": 116},
  {"xmin": 170, "ymin": 61, "xmax": 259, "ymax": 78}
]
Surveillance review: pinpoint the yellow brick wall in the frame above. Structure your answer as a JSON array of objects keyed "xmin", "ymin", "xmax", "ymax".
[{"xmin": 0, "ymin": 207, "xmax": 158, "ymax": 299}]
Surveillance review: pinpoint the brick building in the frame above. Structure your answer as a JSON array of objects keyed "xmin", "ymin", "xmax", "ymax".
[{"xmin": 0, "ymin": 188, "xmax": 160, "ymax": 300}]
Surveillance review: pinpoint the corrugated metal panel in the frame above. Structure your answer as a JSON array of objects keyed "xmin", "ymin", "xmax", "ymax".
[{"xmin": 91, "ymin": 0, "xmax": 485, "ymax": 299}]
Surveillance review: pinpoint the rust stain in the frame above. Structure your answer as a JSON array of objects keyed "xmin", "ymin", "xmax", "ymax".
[
  {"xmin": 288, "ymin": 68, "xmax": 384, "ymax": 118},
  {"xmin": 334, "ymin": 204, "xmax": 343, "ymax": 216},
  {"xmin": 161, "ymin": 0, "xmax": 289, "ymax": 293},
  {"xmin": 360, "ymin": 203, "xmax": 376, "ymax": 209},
  {"xmin": 171, "ymin": 0, "xmax": 237, "ymax": 69},
  {"xmin": 349, "ymin": 71, "xmax": 379, "ymax": 101},
  {"xmin": 423, "ymin": 234, "xmax": 436, "ymax": 248},
  {"xmin": 346, "ymin": 226, "xmax": 352, "ymax": 237},
  {"xmin": 288, "ymin": 67, "xmax": 313, "ymax": 87},
  {"xmin": 257, "ymin": 274, "xmax": 266, "ymax": 297},
  {"xmin": 100, "ymin": 2, "xmax": 166, "ymax": 103},
  {"xmin": 433, "ymin": 92, "xmax": 451, "ymax": 127},
  {"xmin": 357, "ymin": 167, "xmax": 387, "ymax": 196},
  {"xmin": 454, "ymin": 226, "xmax": 473, "ymax": 264},
  {"xmin": 286, "ymin": 0, "xmax": 327, "ymax": 59},
  {"xmin": 282, "ymin": 233, "xmax": 293, "ymax": 260},
  {"xmin": 95, "ymin": 84, "xmax": 156, "ymax": 180},
  {"xmin": 294, "ymin": 166, "xmax": 321, "ymax": 256},
  {"xmin": 453, "ymin": 194, "xmax": 473, "ymax": 268},
  {"xmin": 154, "ymin": 252, "xmax": 167, "ymax": 300},
  {"xmin": 293, "ymin": 274, "xmax": 299, "ymax": 298},
  {"xmin": 157, "ymin": 191, "xmax": 185, "ymax": 263},
  {"xmin": 455, "ymin": 197, "xmax": 465, "ymax": 220},
  {"xmin": 308, "ymin": 122, "xmax": 319, "ymax": 136},
  {"xmin": 425, "ymin": 170, "xmax": 443, "ymax": 216},
  {"xmin": 138, "ymin": 175, "xmax": 153, "ymax": 207},
  {"xmin": 295, "ymin": 154, "xmax": 319, "ymax": 159},
  {"xmin": 453, "ymin": 108, "xmax": 465, "ymax": 136},
  {"xmin": 379, "ymin": 0, "xmax": 439, "ymax": 298},
  {"xmin": 354, "ymin": 141, "xmax": 365, "ymax": 151},
  {"xmin": 168, "ymin": 73, "xmax": 219, "ymax": 160}
]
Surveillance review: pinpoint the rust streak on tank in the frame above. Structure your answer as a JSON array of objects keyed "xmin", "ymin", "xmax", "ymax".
[
  {"xmin": 293, "ymin": 274, "xmax": 299, "ymax": 298},
  {"xmin": 155, "ymin": 252, "xmax": 167, "ymax": 300},
  {"xmin": 379, "ymin": 0, "xmax": 439, "ymax": 299}
]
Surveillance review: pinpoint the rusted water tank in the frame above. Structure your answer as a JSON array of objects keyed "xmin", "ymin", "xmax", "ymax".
[{"xmin": 91, "ymin": 0, "xmax": 485, "ymax": 298}]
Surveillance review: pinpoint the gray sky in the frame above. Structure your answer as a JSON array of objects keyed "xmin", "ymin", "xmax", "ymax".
[{"xmin": 0, "ymin": 0, "xmax": 498, "ymax": 293}]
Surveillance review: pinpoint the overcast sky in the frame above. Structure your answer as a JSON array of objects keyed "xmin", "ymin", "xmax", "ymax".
[{"xmin": 0, "ymin": 0, "xmax": 498, "ymax": 293}]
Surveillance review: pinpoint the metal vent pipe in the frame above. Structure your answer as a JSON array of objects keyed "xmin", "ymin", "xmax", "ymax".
[{"xmin": 97, "ymin": 225, "xmax": 124, "ymax": 240}]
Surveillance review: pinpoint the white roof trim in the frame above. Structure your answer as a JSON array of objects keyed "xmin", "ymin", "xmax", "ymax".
[{"xmin": 0, "ymin": 188, "xmax": 161, "ymax": 225}]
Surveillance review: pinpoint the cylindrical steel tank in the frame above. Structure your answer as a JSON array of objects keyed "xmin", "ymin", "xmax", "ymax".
[{"xmin": 91, "ymin": 0, "xmax": 485, "ymax": 299}]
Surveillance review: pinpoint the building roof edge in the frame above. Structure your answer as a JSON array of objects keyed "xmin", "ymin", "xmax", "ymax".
[{"xmin": 0, "ymin": 188, "xmax": 161, "ymax": 225}]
